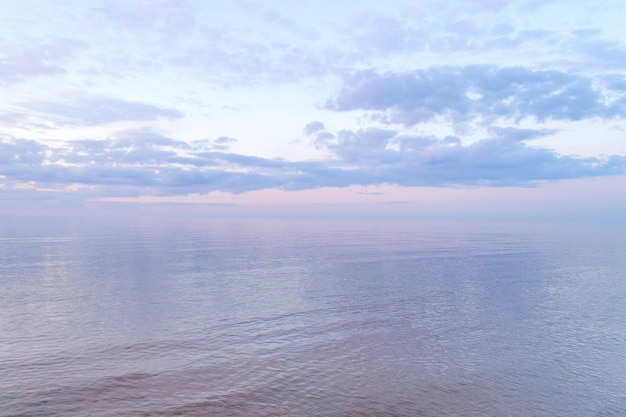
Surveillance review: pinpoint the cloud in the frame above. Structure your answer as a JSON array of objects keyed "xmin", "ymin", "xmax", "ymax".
[
  {"xmin": 0, "ymin": 37, "xmax": 84, "ymax": 85},
  {"xmin": 89, "ymin": 0, "xmax": 194, "ymax": 39},
  {"xmin": 189, "ymin": 136, "xmax": 238, "ymax": 152},
  {"xmin": 303, "ymin": 121, "xmax": 336, "ymax": 149},
  {"xmin": 0, "ymin": 138, "xmax": 47, "ymax": 168},
  {"xmin": 2, "ymin": 2, "xmax": 626, "ymax": 204},
  {"xmin": 303, "ymin": 121, "xmax": 325, "ymax": 136},
  {"xmin": 2, "ymin": 96, "xmax": 183, "ymax": 128},
  {"xmin": 318, "ymin": 127, "xmax": 626, "ymax": 186},
  {"xmin": 211, "ymin": 136, "xmax": 238, "ymax": 151},
  {"xmin": 347, "ymin": 14, "xmax": 414, "ymax": 57},
  {"xmin": 326, "ymin": 66, "xmax": 626, "ymax": 126},
  {"xmin": 328, "ymin": 128, "xmax": 396, "ymax": 163},
  {"xmin": 3, "ymin": 1, "xmax": 624, "ymax": 94},
  {"xmin": 487, "ymin": 127, "xmax": 557, "ymax": 141},
  {"xmin": 1, "ymin": 127, "xmax": 625, "ymax": 198},
  {"xmin": 0, "ymin": 134, "xmax": 339, "ymax": 196}
]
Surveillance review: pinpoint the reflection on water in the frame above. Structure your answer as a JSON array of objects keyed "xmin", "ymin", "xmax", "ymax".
[{"xmin": 1, "ymin": 218, "xmax": 626, "ymax": 416}]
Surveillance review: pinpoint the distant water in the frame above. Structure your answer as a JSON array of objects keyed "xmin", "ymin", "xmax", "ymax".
[{"xmin": 2, "ymin": 217, "xmax": 626, "ymax": 417}]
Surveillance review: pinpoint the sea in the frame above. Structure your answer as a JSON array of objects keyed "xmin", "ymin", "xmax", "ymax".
[{"xmin": 1, "ymin": 216, "xmax": 626, "ymax": 417}]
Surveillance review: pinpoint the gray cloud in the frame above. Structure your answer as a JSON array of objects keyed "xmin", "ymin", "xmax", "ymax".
[
  {"xmin": 326, "ymin": 66, "xmax": 626, "ymax": 125},
  {"xmin": 321, "ymin": 128, "xmax": 626, "ymax": 186},
  {"xmin": 303, "ymin": 121, "xmax": 325, "ymax": 136},
  {"xmin": 1, "ymin": 128, "xmax": 625, "ymax": 198},
  {"xmin": 303, "ymin": 121, "xmax": 336, "ymax": 149},
  {"xmin": 0, "ymin": 138, "xmax": 47, "ymax": 167}
]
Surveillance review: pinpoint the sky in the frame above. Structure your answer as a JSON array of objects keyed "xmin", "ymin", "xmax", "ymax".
[{"xmin": 1, "ymin": 0, "xmax": 626, "ymax": 219}]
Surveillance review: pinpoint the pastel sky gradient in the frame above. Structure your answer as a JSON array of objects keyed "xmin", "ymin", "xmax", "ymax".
[{"xmin": 2, "ymin": 0, "xmax": 626, "ymax": 218}]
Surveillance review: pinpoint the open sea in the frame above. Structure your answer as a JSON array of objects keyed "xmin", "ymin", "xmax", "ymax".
[{"xmin": 1, "ymin": 216, "xmax": 626, "ymax": 417}]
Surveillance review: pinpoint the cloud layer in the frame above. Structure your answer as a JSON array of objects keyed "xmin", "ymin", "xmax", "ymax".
[
  {"xmin": 1, "ymin": 1, "xmax": 626, "ymax": 201},
  {"xmin": 326, "ymin": 66, "xmax": 626, "ymax": 125},
  {"xmin": 2, "ymin": 127, "xmax": 624, "ymax": 197}
]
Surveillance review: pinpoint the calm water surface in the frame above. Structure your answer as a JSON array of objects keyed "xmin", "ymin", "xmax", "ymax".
[{"xmin": 1, "ymin": 217, "xmax": 626, "ymax": 416}]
